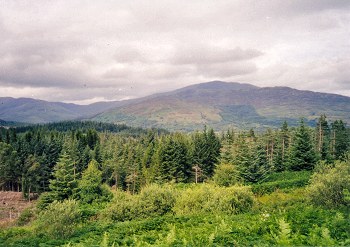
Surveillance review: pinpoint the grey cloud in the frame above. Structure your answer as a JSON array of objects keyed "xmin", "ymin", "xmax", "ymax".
[
  {"xmin": 114, "ymin": 46, "xmax": 148, "ymax": 63},
  {"xmin": 171, "ymin": 46, "xmax": 263, "ymax": 65},
  {"xmin": 197, "ymin": 62, "xmax": 258, "ymax": 78},
  {"xmin": 0, "ymin": 0, "xmax": 349, "ymax": 102}
]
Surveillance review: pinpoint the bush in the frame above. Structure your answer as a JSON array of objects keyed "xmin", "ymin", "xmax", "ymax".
[
  {"xmin": 35, "ymin": 199, "xmax": 81, "ymax": 239},
  {"xmin": 102, "ymin": 190, "xmax": 136, "ymax": 222},
  {"xmin": 307, "ymin": 161, "xmax": 350, "ymax": 208},
  {"xmin": 36, "ymin": 192, "xmax": 56, "ymax": 210},
  {"xmin": 102, "ymin": 184, "xmax": 177, "ymax": 221},
  {"xmin": 16, "ymin": 207, "xmax": 35, "ymax": 226},
  {"xmin": 212, "ymin": 163, "xmax": 240, "ymax": 186},
  {"xmin": 173, "ymin": 184, "xmax": 254, "ymax": 215},
  {"xmin": 137, "ymin": 184, "xmax": 177, "ymax": 217}
]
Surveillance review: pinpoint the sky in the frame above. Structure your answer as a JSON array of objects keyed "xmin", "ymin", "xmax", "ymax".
[{"xmin": 0, "ymin": 0, "xmax": 350, "ymax": 104}]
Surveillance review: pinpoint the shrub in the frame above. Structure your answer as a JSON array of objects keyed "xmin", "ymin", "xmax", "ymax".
[
  {"xmin": 173, "ymin": 184, "xmax": 254, "ymax": 215},
  {"xmin": 137, "ymin": 184, "xmax": 177, "ymax": 217},
  {"xmin": 36, "ymin": 192, "xmax": 56, "ymax": 210},
  {"xmin": 16, "ymin": 207, "xmax": 35, "ymax": 226},
  {"xmin": 35, "ymin": 199, "xmax": 81, "ymax": 239},
  {"xmin": 102, "ymin": 184, "xmax": 177, "ymax": 221},
  {"xmin": 102, "ymin": 190, "xmax": 136, "ymax": 222},
  {"xmin": 307, "ymin": 161, "xmax": 350, "ymax": 208},
  {"xmin": 212, "ymin": 163, "xmax": 240, "ymax": 186}
]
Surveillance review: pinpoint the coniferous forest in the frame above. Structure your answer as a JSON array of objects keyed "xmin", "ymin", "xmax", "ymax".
[{"xmin": 0, "ymin": 116, "xmax": 350, "ymax": 246}]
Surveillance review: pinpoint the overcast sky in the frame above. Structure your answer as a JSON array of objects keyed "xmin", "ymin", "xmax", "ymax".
[{"xmin": 1, "ymin": 0, "xmax": 350, "ymax": 104}]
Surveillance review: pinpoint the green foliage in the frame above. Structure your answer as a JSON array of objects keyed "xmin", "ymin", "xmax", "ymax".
[
  {"xmin": 252, "ymin": 171, "xmax": 311, "ymax": 194},
  {"xmin": 77, "ymin": 159, "xmax": 112, "ymax": 204},
  {"xmin": 173, "ymin": 184, "xmax": 254, "ymax": 215},
  {"xmin": 36, "ymin": 192, "xmax": 56, "ymax": 210},
  {"xmin": 157, "ymin": 134, "xmax": 191, "ymax": 183},
  {"xmin": 307, "ymin": 160, "xmax": 350, "ymax": 208},
  {"xmin": 289, "ymin": 119, "xmax": 316, "ymax": 171},
  {"xmin": 49, "ymin": 152, "xmax": 77, "ymax": 201},
  {"xmin": 35, "ymin": 199, "xmax": 81, "ymax": 239},
  {"xmin": 16, "ymin": 207, "xmax": 35, "ymax": 226},
  {"xmin": 192, "ymin": 127, "xmax": 221, "ymax": 179},
  {"xmin": 103, "ymin": 184, "xmax": 177, "ymax": 222},
  {"xmin": 137, "ymin": 184, "xmax": 177, "ymax": 218},
  {"xmin": 0, "ymin": 142, "xmax": 20, "ymax": 190},
  {"xmin": 212, "ymin": 163, "xmax": 240, "ymax": 186}
]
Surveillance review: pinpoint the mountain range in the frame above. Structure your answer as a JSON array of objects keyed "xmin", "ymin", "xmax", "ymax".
[{"xmin": 1, "ymin": 81, "xmax": 350, "ymax": 131}]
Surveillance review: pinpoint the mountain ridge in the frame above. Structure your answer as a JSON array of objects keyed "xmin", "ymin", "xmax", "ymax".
[{"xmin": 1, "ymin": 81, "xmax": 350, "ymax": 131}]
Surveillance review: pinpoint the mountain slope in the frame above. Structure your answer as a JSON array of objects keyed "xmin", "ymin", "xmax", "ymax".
[
  {"xmin": 0, "ymin": 97, "xmax": 122, "ymax": 123},
  {"xmin": 2, "ymin": 81, "xmax": 350, "ymax": 130},
  {"xmin": 92, "ymin": 81, "xmax": 350, "ymax": 131}
]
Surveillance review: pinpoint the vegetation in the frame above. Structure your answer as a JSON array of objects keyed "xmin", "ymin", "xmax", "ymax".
[{"xmin": 0, "ymin": 116, "xmax": 350, "ymax": 246}]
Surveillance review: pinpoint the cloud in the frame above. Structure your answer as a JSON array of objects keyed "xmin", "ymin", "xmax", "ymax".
[
  {"xmin": 171, "ymin": 46, "xmax": 263, "ymax": 65},
  {"xmin": 0, "ymin": 0, "xmax": 349, "ymax": 102}
]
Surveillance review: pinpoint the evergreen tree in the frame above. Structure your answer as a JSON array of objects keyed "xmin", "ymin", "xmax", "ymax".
[
  {"xmin": 158, "ymin": 135, "xmax": 191, "ymax": 183},
  {"xmin": 49, "ymin": 152, "xmax": 77, "ymax": 201},
  {"xmin": 236, "ymin": 138, "xmax": 269, "ymax": 183},
  {"xmin": 77, "ymin": 159, "xmax": 111, "ymax": 203},
  {"xmin": 331, "ymin": 120, "xmax": 349, "ymax": 159},
  {"xmin": 274, "ymin": 121, "xmax": 290, "ymax": 172},
  {"xmin": 289, "ymin": 119, "xmax": 316, "ymax": 171},
  {"xmin": 192, "ymin": 127, "xmax": 221, "ymax": 179},
  {"xmin": 315, "ymin": 114, "xmax": 331, "ymax": 161},
  {"xmin": 0, "ymin": 142, "xmax": 20, "ymax": 191}
]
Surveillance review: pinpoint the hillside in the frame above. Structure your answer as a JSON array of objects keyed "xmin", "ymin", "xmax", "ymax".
[
  {"xmin": 2, "ymin": 81, "xmax": 350, "ymax": 130},
  {"xmin": 92, "ymin": 81, "xmax": 350, "ymax": 131},
  {"xmin": 0, "ymin": 97, "xmax": 122, "ymax": 123}
]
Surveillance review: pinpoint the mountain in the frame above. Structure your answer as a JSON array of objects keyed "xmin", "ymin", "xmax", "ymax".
[
  {"xmin": 92, "ymin": 81, "xmax": 350, "ymax": 131},
  {"xmin": 0, "ymin": 97, "xmax": 123, "ymax": 123},
  {"xmin": 2, "ymin": 81, "xmax": 350, "ymax": 130}
]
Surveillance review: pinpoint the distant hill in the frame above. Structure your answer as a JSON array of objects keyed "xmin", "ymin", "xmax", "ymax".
[
  {"xmin": 0, "ymin": 119, "xmax": 23, "ymax": 127},
  {"xmin": 2, "ymin": 81, "xmax": 350, "ymax": 131},
  {"xmin": 92, "ymin": 81, "xmax": 350, "ymax": 131},
  {"xmin": 0, "ymin": 97, "xmax": 122, "ymax": 124}
]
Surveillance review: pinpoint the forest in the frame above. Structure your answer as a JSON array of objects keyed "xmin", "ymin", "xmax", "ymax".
[{"xmin": 0, "ymin": 116, "xmax": 350, "ymax": 246}]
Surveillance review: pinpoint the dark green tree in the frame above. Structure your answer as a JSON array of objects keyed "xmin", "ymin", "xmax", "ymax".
[
  {"xmin": 331, "ymin": 120, "xmax": 349, "ymax": 159},
  {"xmin": 158, "ymin": 135, "xmax": 191, "ymax": 183},
  {"xmin": 192, "ymin": 127, "xmax": 221, "ymax": 179},
  {"xmin": 315, "ymin": 114, "xmax": 331, "ymax": 161},
  {"xmin": 289, "ymin": 119, "xmax": 316, "ymax": 171}
]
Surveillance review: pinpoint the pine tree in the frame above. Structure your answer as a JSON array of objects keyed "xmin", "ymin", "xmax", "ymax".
[{"xmin": 289, "ymin": 119, "xmax": 316, "ymax": 171}]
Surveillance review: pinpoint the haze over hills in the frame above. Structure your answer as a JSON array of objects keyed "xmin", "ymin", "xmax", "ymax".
[{"xmin": 1, "ymin": 81, "xmax": 350, "ymax": 131}]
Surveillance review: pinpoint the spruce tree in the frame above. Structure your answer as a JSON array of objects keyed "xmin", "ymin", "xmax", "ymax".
[
  {"xmin": 315, "ymin": 114, "xmax": 331, "ymax": 161},
  {"xmin": 192, "ymin": 127, "xmax": 221, "ymax": 179},
  {"xmin": 49, "ymin": 152, "xmax": 77, "ymax": 201},
  {"xmin": 77, "ymin": 159, "xmax": 110, "ymax": 203},
  {"xmin": 158, "ymin": 135, "xmax": 190, "ymax": 183},
  {"xmin": 289, "ymin": 119, "xmax": 316, "ymax": 171},
  {"xmin": 331, "ymin": 120, "xmax": 349, "ymax": 159}
]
